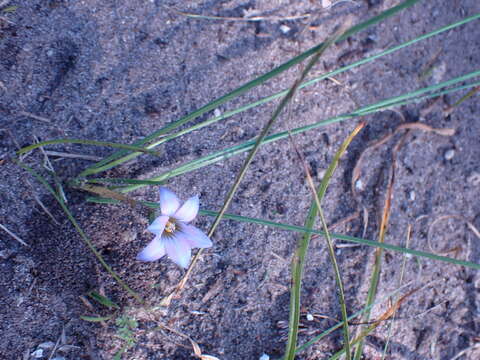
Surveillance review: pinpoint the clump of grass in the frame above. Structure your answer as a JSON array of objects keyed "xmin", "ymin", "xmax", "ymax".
[{"xmin": 14, "ymin": 0, "xmax": 480, "ymax": 358}]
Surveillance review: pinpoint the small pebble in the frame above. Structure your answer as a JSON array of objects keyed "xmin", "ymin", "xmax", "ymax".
[
  {"xmin": 322, "ymin": 0, "xmax": 332, "ymax": 7},
  {"xmin": 408, "ymin": 190, "xmax": 416, "ymax": 201},
  {"xmin": 38, "ymin": 341, "xmax": 55, "ymax": 350},
  {"xmin": 317, "ymin": 169, "xmax": 326, "ymax": 181},
  {"xmin": 259, "ymin": 354, "xmax": 270, "ymax": 360},
  {"xmin": 31, "ymin": 349, "xmax": 43, "ymax": 358},
  {"xmin": 279, "ymin": 24, "xmax": 291, "ymax": 34},
  {"xmin": 46, "ymin": 49, "xmax": 54, "ymax": 57},
  {"xmin": 306, "ymin": 313, "xmax": 314, "ymax": 321},
  {"xmin": 214, "ymin": 108, "xmax": 222, "ymax": 118},
  {"xmin": 444, "ymin": 148, "xmax": 455, "ymax": 161},
  {"xmin": 355, "ymin": 179, "xmax": 364, "ymax": 191}
]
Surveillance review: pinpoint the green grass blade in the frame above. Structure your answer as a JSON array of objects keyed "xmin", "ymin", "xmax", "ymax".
[
  {"xmin": 88, "ymin": 291, "xmax": 120, "ymax": 309},
  {"xmin": 17, "ymin": 139, "xmax": 160, "ymax": 157},
  {"xmin": 80, "ymin": 315, "xmax": 113, "ymax": 322},
  {"xmin": 284, "ymin": 123, "xmax": 363, "ymax": 360},
  {"xmin": 104, "ymin": 74, "xmax": 480, "ymax": 193},
  {"xmin": 79, "ymin": 0, "xmax": 421, "ymax": 176},
  {"xmin": 85, "ymin": 197, "xmax": 480, "ymax": 270},
  {"xmin": 14, "ymin": 160, "xmax": 143, "ymax": 303}
]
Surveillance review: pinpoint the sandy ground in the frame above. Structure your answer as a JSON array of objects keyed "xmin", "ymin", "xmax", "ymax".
[{"xmin": 1, "ymin": 0, "xmax": 480, "ymax": 359}]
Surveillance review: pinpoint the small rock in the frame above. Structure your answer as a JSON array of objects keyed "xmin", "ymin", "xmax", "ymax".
[
  {"xmin": 444, "ymin": 148, "xmax": 455, "ymax": 161},
  {"xmin": 355, "ymin": 179, "xmax": 364, "ymax": 191},
  {"xmin": 322, "ymin": 0, "xmax": 332, "ymax": 7},
  {"xmin": 279, "ymin": 24, "xmax": 291, "ymax": 34},
  {"xmin": 432, "ymin": 61, "xmax": 447, "ymax": 83},
  {"xmin": 317, "ymin": 169, "xmax": 326, "ymax": 181},
  {"xmin": 46, "ymin": 49, "xmax": 54, "ymax": 57},
  {"xmin": 38, "ymin": 341, "xmax": 55, "ymax": 350},
  {"xmin": 306, "ymin": 313, "xmax": 314, "ymax": 321},
  {"xmin": 408, "ymin": 190, "xmax": 416, "ymax": 201},
  {"xmin": 30, "ymin": 349, "xmax": 43, "ymax": 358},
  {"xmin": 259, "ymin": 354, "xmax": 270, "ymax": 360},
  {"xmin": 214, "ymin": 108, "xmax": 222, "ymax": 118}
]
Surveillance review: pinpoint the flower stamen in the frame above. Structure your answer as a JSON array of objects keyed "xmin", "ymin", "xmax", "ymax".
[{"xmin": 164, "ymin": 220, "xmax": 176, "ymax": 233}]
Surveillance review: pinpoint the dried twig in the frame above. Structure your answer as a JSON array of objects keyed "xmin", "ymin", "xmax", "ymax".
[
  {"xmin": 165, "ymin": 5, "xmax": 311, "ymax": 22},
  {"xmin": 0, "ymin": 223, "xmax": 29, "ymax": 247},
  {"xmin": 44, "ymin": 151, "xmax": 103, "ymax": 162}
]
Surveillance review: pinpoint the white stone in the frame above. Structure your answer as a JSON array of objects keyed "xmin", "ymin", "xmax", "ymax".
[
  {"xmin": 322, "ymin": 0, "xmax": 332, "ymax": 7},
  {"xmin": 280, "ymin": 25, "xmax": 291, "ymax": 34},
  {"xmin": 306, "ymin": 313, "xmax": 314, "ymax": 321},
  {"xmin": 38, "ymin": 341, "xmax": 55, "ymax": 349},
  {"xmin": 31, "ymin": 349, "xmax": 43, "ymax": 358},
  {"xmin": 409, "ymin": 190, "xmax": 416, "ymax": 201},
  {"xmin": 355, "ymin": 179, "xmax": 364, "ymax": 191},
  {"xmin": 444, "ymin": 148, "xmax": 455, "ymax": 161},
  {"xmin": 259, "ymin": 354, "xmax": 270, "ymax": 360}
]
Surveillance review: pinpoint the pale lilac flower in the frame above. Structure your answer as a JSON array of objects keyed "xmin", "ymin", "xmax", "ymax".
[{"xmin": 137, "ymin": 187, "xmax": 212, "ymax": 268}]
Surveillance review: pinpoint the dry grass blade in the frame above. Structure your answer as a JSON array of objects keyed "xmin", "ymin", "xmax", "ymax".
[
  {"xmin": 375, "ymin": 287, "xmax": 419, "ymax": 324},
  {"xmin": 17, "ymin": 111, "xmax": 52, "ymax": 124},
  {"xmin": 351, "ymin": 121, "xmax": 454, "ymax": 197},
  {"xmin": 81, "ymin": 185, "xmax": 138, "ymax": 208},
  {"xmin": 0, "ymin": 223, "xmax": 29, "ymax": 247},
  {"xmin": 450, "ymin": 342, "xmax": 480, "ymax": 360},
  {"xmin": 444, "ymin": 86, "xmax": 480, "ymax": 117},
  {"xmin": 165, "ymin": 5, "xmax": 310, "ymax": 22},
  {"xmin": 44, "ymin": 151, "xmax": 103, "ymax": 161},
  {"xmin": 32, "ymin": 192, "xmax": 61, "ymax": 225},
  {"xmin": 353, "ymin": 128, "xmax": 408, "ymax": 358},
  {"xmin": 427, "ymin": 214, "xmax": 480, "ymax": 257},
  {"xmin": 381, "ymin": 224, "xmax": 412, "ymax": 359},
  {"xmin": 353, "ymin": 120, "xmax": 455, "ymax": 358}
]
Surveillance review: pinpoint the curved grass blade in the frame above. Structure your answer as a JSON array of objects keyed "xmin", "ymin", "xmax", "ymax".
[
  {"xmin": 284, "ymin": 123, "xmax": 364, "ymax": 360},
  {"xmin": 79, "ymin": 0, "xmax": 421, "ymax": 176},
  {"xmin": 14, "ymin": 160, "xmax": 143, "ymax": 303},
  {"xmin": 102, "ymin": 74, "xmax": 480, "ymax": 193},
  {"xmin": 17, "ymin": 139, "xmax": 159, "ymax": 157},
  {"xmin": 88, "ymin": 291, "xmax": 120, "ymax": 309},
  {"xmin": 80, "ymin": 315, "xmax": 113, "ymax": 322}
]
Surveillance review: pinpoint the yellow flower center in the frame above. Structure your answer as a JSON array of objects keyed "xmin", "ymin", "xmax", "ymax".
[{"xmin": 165, "ymin": 220, "xmax": 176, "ymax": 233}]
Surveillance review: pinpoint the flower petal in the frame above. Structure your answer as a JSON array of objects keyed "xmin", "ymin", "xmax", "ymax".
[
  {"xmin": 159, "ymin": 187, "xmax": 181, "ymax": 216},
  {"xmin": 164, "ymin": 236, "xmax": 191, "ymax": 268},
  {"xmin": 147, "ymin": 215, "xmax": 169, "ymax": 235},
  {"xmin": 136, "ymin": 236, "xmax": 166, "ymax": 262},
  {"xmin": 178, "ymin": 224, "xmax": 213, "ymax": 248},
  {"xmin": 174, "ymin": 195, "xmax": 199, "ymax": 223}
]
